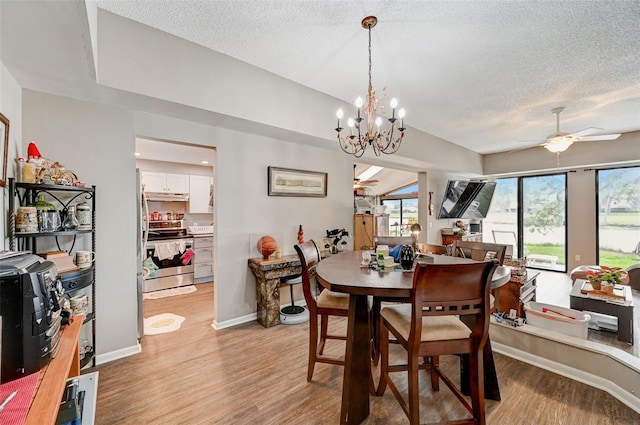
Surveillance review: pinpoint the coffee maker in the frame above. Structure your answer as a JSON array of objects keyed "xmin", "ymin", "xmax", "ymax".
[{"xmin": 0, "ymin": 252, "xmax": 63, "ymax": 383}]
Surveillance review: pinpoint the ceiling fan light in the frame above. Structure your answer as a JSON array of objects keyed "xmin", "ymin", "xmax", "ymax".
[{"xmin": 545, "ymin": 139, "xmax": 573, "ymax": 153}]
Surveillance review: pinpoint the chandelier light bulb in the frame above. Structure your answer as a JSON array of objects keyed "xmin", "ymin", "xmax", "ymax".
[
  {"xmin": 347, "ymin": 118, "xmax": 355, "ymax": 127},
  {"xmin": 375, "ymin": 116, "xmax": 382, "ymax": 128},
  {"xmin": 336, "ymin": 109, "xmax": 344, "ymax": 119},
  {"xmin": 355, "ymin": 97, "xmax": 364, "ymax": 108},
  {"xmin": 398, "ymin": 108, "xmax": 406, "ymax": 119},
  {"xmin": 390, "ymin": 98, "xmax": 398, "ymax": 109}
]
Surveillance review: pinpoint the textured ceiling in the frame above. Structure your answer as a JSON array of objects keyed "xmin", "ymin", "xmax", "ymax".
[{"xmin": 96, "ymin": 0, "xmax": 640, "ymax": 154}]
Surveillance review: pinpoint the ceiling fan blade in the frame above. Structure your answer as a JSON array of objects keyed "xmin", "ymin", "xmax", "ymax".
[
  {"xmin": 575, "ymin": 133, "xmax": 621, "ymax": 142},
  {"xmin": 571, "ymin": 127, "xmax": 603, "ymax": 137}
]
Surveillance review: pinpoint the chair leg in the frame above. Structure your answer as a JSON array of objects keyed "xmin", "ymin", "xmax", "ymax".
[
  {"xmin": 375, "ymin": 323, "xmax": 389, "ymax": 396},
  {"xmin": 407, "ymin": 353, "xmax": 420, "ymax": 424},
  {"xmin": 318, "ymin": 314, "xmax": 328, "ymax": 355},
  {"xmin": 470, "ymin": 349, "xmax": 486, "ymax": 424},
  {"xmin": 307, "ymin": 314, "xmax": 318, "ymax": 382},
  {"xmin": 429, "ymin": 355, "xmax": 440, "ymax": 391}
]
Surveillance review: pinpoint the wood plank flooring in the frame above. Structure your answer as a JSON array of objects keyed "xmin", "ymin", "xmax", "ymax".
[{"xmin": 90, "ymin": 278, "xmax": 640, "ymax": 424}]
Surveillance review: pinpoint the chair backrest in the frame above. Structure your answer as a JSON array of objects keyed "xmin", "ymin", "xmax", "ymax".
[
  {"xmin": 374, "ymin": 236, "xmax": 414, "ymax": 250},
  {"xmin": 626, "ymin": 263, "xmax": 640, "ymax": 291},
  {"xmin": 294, "ymin": 240, "xmax": 321, "ymax": 312},
  {"xmin": 410, "ymin": 261, "xmax": 497, "ymax": 343},
  {"xmin": 423, "ymin": 243, "xmax": 448, "ymax": 255},
  {"xmin": 452, "ymin": 240, "xmax": 507, "ymax": 265}
]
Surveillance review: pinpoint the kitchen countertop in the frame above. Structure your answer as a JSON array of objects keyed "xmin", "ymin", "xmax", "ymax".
[{"xmin": 189, "ymin": 233, "xmax": 214, "ymax": 237}]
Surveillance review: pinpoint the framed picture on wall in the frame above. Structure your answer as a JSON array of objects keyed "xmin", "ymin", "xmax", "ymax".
[
  {"xmin": 268, "ymin": 166, "xmax": 327, "ymax": 197},
  {"xmin": 0, "ymin": 112, "xmax": 9, "ymax": 188}
]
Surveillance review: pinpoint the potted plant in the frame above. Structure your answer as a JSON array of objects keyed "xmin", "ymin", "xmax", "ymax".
[{"xmin": 587, "ymin": 266, "xmax": 628, "ymax": 292}]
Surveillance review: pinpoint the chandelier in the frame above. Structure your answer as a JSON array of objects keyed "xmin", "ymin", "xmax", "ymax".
[{"xmin": 335, "ymin": 16, "xmax": 405, "ymax": 158}]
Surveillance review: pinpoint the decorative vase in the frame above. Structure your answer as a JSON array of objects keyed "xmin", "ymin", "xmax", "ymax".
[
  {"xmin": 589, "ymin": 279, "xmax": 602, "ymax": 291},
  {"xmin": 601, "ymin": 283, "xmax": 615, "ymax": 294},
  {"xmin": 400, "ymin": 244, "xmax": 415, "ymax": 270}
]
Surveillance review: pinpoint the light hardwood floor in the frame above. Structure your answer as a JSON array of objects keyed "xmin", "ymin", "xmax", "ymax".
[{"xmin": 91, "ymin": 278, "xmax": 640, "ymax": 424}]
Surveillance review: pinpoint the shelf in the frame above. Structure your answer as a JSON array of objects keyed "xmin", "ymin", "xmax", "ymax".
[
  {"xmin": 15, "ymin": 182, "xmax": 95, "ymax": 193},
  {"xmin": 80, "ymin": 352, "xmax": 95, "ymax": 370},
  {"xmin": 14, "ymin": 229, "xmax": 93, "ymax": 237},
  {"xmin": 82, "ymin": 312, "xmax": 96, "ymax": 324},
  {"xmin": 60, "ymin": 266, "xmax": 94, "ymax": 292},
  {"xmin": 8, "ymin": 177, "xmax": 97, "ymax": 374}
]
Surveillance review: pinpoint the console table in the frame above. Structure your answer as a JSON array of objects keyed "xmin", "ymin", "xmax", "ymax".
[
  {"xmin": 495, "ymin": 270, "xmax": 539, "ymax": 317},
  {"xmin": 248, "ymin": 256, "xmax": 302, "ymax": 327},
  {"xmin": 570, "ymin": 282, "xmax": 634, "ymax": 344}
]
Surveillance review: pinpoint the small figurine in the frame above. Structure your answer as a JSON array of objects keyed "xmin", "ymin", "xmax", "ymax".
[{"xmin": 297, "ymin": 225, "xmax": 304, "ymax": 244}]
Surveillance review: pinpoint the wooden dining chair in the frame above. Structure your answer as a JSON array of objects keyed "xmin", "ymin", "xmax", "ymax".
[
  {"xmin": 452, "ymin": 240, "xmax": 507, "ymax": 265},
  {"xmin": 376, "ymin": 261, "xmax": 497, "ymax": 425},
  {"xmin": 423, "ymin": 243, "xmax": 448, "ymax": 255},
  {"xmin": 294, "ymin": 240, "xmax": 350, "ymax": 382},
  {"xmin": 374, "ymin": 235, "xmax": 415, "ymax": 250}
]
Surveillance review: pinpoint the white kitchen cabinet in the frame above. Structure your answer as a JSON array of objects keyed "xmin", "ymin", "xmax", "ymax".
[
  {"xmin": 141, "ymin": 171, "xmax": 189, "ymax": 193},
  {"xmin": 189, "ymin": 175, "xmax": 213, "ymax": 213},
  {"xmin": 193, "ymin": 236, "xmax": 214, "ymax": 282}
]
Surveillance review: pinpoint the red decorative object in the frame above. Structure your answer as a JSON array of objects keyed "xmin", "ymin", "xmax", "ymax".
[
  {"xmin": 257, "ymin": 235, "xmax": 277, "ymax": 260},
  {"xmin": 27, "ymin": 142, "xmax": 42, "ymax": 158},
  {"xmin": 297, "ymin": 225, "xmax": 304, "ymax": 244}
]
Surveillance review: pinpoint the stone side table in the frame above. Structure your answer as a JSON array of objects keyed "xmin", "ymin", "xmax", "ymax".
[{"xmin": 248, "ymin": 255, "xmax": 301, "ymax": 327}]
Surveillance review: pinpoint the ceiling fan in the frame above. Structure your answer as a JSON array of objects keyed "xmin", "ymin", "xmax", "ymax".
[
  {"xmin": 540, "ymin": 106, "xmax": 621, "ymax": 153},
  {"xmin": 353, "ymin": 164, "xmax": 378, "ymax": 189},
  {"xmin": 353, "ymin": 177, "xmax": 378, "ymax": 189}
]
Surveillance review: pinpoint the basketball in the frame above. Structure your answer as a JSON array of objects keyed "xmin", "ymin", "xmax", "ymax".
[{"xmin": 257, "ymin": 235, "xmax": 277, "ymax": 260}]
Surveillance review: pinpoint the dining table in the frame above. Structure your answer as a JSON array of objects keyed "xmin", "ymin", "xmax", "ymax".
[{"xmin": 315, "ymin": 251, "xmax": 511, "ymax": 425}]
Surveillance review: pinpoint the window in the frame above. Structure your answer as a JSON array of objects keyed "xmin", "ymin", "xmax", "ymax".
[
  {"xmin": 484, "ymin": 174, "xmax": 567, "ymax": 271},
  {"xmin": 381, "ymin": 184, "xmax": 418, "ymax": 236},
  {"xmin": 597, "ymin": 166, "xmax": 640, "ymax": 268}
]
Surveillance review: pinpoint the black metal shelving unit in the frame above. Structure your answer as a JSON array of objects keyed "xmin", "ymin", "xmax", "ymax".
[{"xmin": 8, "ymin": 177, "xmax": 97, "ymax": 368}]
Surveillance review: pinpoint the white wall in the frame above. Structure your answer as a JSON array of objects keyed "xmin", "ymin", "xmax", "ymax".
[
  {"xmin": 1, "ymin": 62, "xmax": 23, "ymax": 247},
  {"xmin": 21, "ymin": 90, "xmax": 353, "ymax": 358},
  {"xmin": 22, "ymin": 89, "xmax": 137, "ymax": 357}
]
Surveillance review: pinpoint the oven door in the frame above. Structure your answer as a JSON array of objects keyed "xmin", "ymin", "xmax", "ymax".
[{"xmin": 143, "ymin": 238, "xmax": 194, "ymax": 292}]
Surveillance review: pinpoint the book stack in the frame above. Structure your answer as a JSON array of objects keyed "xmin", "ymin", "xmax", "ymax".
[{"xmin": 37, "ymin": 251, "xmax": 77, "ymax": 273}]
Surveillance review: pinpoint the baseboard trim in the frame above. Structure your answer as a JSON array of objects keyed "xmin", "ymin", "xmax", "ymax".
[
  {"xmin": 212, "ymin": 301, "xmax": 308, "ymax": 330},
  {"xmin": 491, "ymin": 321, "xmax": 640, "ymax": 414},
  {"xmin": 212, "ymin": 312, "xmax": 256, "ymax": 330},
  {"xmin": 95, "ymin": 343, "xmax": 141, "ymax": 365}
]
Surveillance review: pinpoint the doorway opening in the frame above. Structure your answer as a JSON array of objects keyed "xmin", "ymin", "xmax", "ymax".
[{"xmin": 135, "ymin": 136, "xmax": 216, "ymax": 342}]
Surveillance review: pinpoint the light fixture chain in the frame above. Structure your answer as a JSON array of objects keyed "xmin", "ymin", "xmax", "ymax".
[{"xmin": 368, "ymin": 22, "xmax": 373, "ymax": 96}]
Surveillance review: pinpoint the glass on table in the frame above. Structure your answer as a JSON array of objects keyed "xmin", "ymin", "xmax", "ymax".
[{"xmin": 361, "ymin": 250, "xmax": 372, "ymax": 266}]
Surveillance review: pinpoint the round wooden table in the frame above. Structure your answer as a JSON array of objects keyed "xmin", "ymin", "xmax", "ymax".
[{"xmin": 316, "ymin": 251, "xmax": 511, "ymax": 425}]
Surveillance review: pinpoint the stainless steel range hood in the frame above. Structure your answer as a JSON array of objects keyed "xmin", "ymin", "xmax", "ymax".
[{"xmin": 145, "ymin": 192, "xmax": 190, "ymax": 202}]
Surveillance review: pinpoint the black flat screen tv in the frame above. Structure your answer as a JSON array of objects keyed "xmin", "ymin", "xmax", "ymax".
[{"xmin": 438, "ymin": 180, "xmax": 497, "ymax": 219}]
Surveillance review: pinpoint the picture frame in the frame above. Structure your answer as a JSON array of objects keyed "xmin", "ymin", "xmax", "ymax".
[
  {"xmin": 0, "ymin": 112, "xmax": 9, "ymax": 188},
  {"xmin": 268, "ymin": 166, "xmax": 327, "ymax": 197}
]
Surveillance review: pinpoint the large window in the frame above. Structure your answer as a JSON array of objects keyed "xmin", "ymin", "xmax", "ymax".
[
  {"xmin": 484, "ymin": 174, "xmax": 567, "ymax": 271},
  {"xmin": 381, "ymin": 185, "xmax": 418, "ymax": 236},
  {"xmin": 597, "ymin": 166, "xmax": 640, "ymax": 268}
]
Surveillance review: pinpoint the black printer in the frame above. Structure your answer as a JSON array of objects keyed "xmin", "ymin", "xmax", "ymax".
[{"xmin": 0, "ymin": 252, "xmax": 64, "ymax": 383}]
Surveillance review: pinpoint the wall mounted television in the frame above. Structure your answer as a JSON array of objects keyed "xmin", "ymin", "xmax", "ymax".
[{"xmin": 437, "ymin": 180, "xmax": 497, "ymax": 219}]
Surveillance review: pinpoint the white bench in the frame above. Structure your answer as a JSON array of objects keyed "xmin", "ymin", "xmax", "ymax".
[{"xmin": 527, "ymin": 254, "xmax": 558, "ymax": 267}]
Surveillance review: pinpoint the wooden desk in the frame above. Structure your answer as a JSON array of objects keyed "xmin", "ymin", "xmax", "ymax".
[
  {"xmin": 316, "ymin": 252, "xmax": 510, "ymax": 424},
  {"xmin": 248, "ymin": 256, "xmax": 302, "ymax": 327},
  {"xmin": 26, "ymin": 316, "xmax": 82, "ymax": 425}
]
